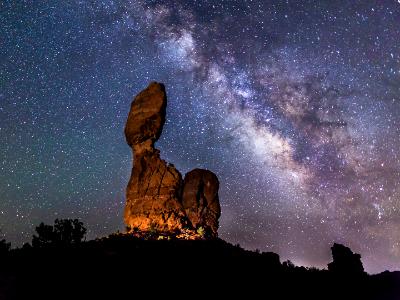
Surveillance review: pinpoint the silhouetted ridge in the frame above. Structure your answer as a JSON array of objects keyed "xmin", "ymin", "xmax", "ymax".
[{"xmin": 0, "ymin": 219, "xmax": 400, "ymax": 299}]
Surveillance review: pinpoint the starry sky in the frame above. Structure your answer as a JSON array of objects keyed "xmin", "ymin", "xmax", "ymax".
[{"xmin": 1, "ymin": 0, "xmax": 400, "ymax": 273}]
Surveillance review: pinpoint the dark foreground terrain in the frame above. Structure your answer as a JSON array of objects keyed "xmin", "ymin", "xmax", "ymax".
[{"xmin": 0, "ymin": 234, "xmax": 399, "ymax": 299}]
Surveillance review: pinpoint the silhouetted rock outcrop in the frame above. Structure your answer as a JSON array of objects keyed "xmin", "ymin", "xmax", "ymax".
[
  {"xmin": 124, "ymin": 82, "xmax": 220, "ymax": 237},
  {"xmin": 328, "ymin": 243, "xmax": 365, "ymax": 275}
]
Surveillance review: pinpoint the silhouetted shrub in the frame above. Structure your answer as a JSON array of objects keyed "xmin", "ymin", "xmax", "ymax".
[
  {"xmin": 328, "ymin": 243, "xmax": 364, "ymax": 275},
  {"xmin": 32, "ymin": 219, "xmax": 87, "ymax": 248},
  {"xmin": 283, "ymin": 260, "xmax": 295, "ymax": 269}
]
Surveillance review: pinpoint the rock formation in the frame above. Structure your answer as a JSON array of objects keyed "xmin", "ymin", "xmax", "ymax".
[
  {"xmin": 182, "ymin": 169, "xmax": 221, "ymax": 236},
  {"xmin": 124, "ymin": 82, "xmax": 220, "ymax": 238},
  {"xmin": 328, "ymin": 243, "xmax": 365, "ymax": 274}
]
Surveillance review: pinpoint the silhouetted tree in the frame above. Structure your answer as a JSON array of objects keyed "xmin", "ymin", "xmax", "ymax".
[
  {"xmin": 327, "ymin": 243, "xmax": 364, "ymax": 275},
  {"xmin": 0, "ymin": 239, "xmax": 11, "ymax": 255},
  {"xmin": 0, "ymin": 229, "xmax": 11, "ymax": 255},
  {"xmin": 32, "ymin": 219, "xmax": 87, "ymax": 248},
  {"xmin": 32, "ymin": 223, "xmax": 56, "ymax": 248},
  {"xmin": 54, "ymin": 219, "xmax": 86, "ymax": 245}
]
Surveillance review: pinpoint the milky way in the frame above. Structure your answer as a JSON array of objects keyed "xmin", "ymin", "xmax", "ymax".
[{"xmin": 1, "ymin": 1, "xmax": 400, "ymax": 273}]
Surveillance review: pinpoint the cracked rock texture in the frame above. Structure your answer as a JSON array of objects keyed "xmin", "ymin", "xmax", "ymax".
[{"xmin": 124, "ymin": 82, "xmax": 220, "ymax": 237}]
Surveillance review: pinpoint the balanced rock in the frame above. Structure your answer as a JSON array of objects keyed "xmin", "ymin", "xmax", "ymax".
[
  {"xmin": 182, "ymin": 169, "xmax": 221, "ymax": 237},
  {"xmin": 124, "ymin": 82, "xmax": 221, "ymax": 238},
  {"xmin": 124, "ymin": 82, "xmax": 187, "ymax": 232}
]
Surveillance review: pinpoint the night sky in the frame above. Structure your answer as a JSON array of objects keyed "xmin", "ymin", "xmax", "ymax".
[{"xmin": 1, "ymin": 0, "xmax": 400, "ymax": 273}]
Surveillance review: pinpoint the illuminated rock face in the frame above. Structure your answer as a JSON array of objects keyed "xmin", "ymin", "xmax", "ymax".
[{"xmin": 124, "ymin": 82, "xmax": 220, "ymax": 237}]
